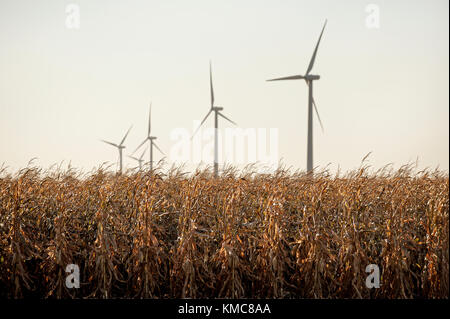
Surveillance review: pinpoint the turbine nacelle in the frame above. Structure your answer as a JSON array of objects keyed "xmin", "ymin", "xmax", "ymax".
[
  {"xmin": 149, "ymin": 136, "xmax": 157, "ymax": 140},
  {"xmin": 212, "ymin": 106, "xmax": 224, "ymax": 111},
  {"xmin": 305, "ymin": 74, "xmax": 320, "ymax": 81}
]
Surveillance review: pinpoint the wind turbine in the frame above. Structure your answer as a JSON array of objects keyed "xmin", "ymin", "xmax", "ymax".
[
  {"xmin": 133, "ymin": 103, "xmax": 165, "ymax": 171},
  {"xmin": 267, "ymin": 19, "xmax": 327, "ymax": 174},
  {"xmin": 128, "ymin": 146, "xmax": 148, "ymax": 171},
  {"xmin": 192, "ymin": 61, "xmax": 237, "ymax": 178},
  {"xmin": 101, "ymin": 125, "xmax": 133, "ymax": 174}
]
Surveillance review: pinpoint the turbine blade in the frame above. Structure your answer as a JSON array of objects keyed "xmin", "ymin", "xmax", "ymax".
[
  {"xmin": 306, "ymin": 19, "xmax": 327, "ymax": 75},
  {"xmin": 305, "ymin": 80, "xmax": 325, "ymax": 133},
  {"xmin": 210, "ymin": 61, "xmax": 214, "ymax": 108},
  {"xmin": 120, "ymin": 125, "xmax": 133, "ymax": 146},
  {"xmin": 101, "ymin": 140, "xmax": 119, "ymax": 148},
  {"xmin": 191, "ymin": 110, "xmax": 213, "ymax": 139},
  {"xmin": 267, "ymin": 75, "xmax": 305, "ymax": 81},
  {"xmin": 312, "ymin": 96, "xmax": 324, "ymax": 133},
  {"xmin": 148, "ymin": 102, "xmax": 152, "ymax": 136},
  {"xmin": 133, "ymin": 138, "xmax": 148, "ymax": 154},
  {"xmin": 140, "ymin": 146, "xmax": 148, "ymax": 160},
  {"xmin": 128, "ymin": 155, "xmax": 140, "ymax": 162},
  {"xmin": 153, "ymin": 142, "xmax": 165, "ymax": 156},
  {"xmin": 218, "ymin": 112, "xmax": 237, "ymax": 126}
]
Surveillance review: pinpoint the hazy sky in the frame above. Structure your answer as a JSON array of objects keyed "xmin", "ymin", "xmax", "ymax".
[{"xmin": 0, "ymin": 0, "xmax": 448, "ymax": 174}]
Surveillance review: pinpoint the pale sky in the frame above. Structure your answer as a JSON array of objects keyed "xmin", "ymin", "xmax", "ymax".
[{"xmin": 0, "ymin": 0, "xmax": 448, "ymax": 174}]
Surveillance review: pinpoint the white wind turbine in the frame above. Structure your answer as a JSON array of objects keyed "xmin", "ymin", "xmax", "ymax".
[
  {"xmin": 267, "ymin": 20, "xmax": 327, "ymax": 174},
  {"xmin": 133, "ymin": 103, "xmax": 165, "ymax": 171},
  {"xmin": 192, "ymin": 61, "xmax": 237, "ymax": 178},
  {"xmin": 101, "ymin": 125, "xmax": 133, "ymax": 174}
]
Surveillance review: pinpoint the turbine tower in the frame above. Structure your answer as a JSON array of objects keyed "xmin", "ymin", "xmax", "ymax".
[
  {"xmin": 267, "ymin": 20, "xmax": 327, "ymax": 174},
  {"xmin": 134, "ymin": 103, "xmax": 165, "ymax": 171},
  {"xmin": 192, "ymin": 61, "xmax": 237, "ymax": 178},
  {"xmin": 101, "ymin": 125, "xmax": 133, "ymax": 174},
  {"xmin": 129, "ymin": 146, "xmax": 148, "ymax": 171}
]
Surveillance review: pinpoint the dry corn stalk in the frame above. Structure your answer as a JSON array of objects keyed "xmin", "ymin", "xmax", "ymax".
[{"xmin": 0, "ymin": 164, "xmax": 447, "ymax": 298}]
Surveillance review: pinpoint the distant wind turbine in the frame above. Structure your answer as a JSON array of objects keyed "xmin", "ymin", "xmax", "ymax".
[
  {"xmin": 133, "ymin": 103, "xmax": 165, "ymax": 171},
  {"xmin": 267, "ymin": 19, "xmax": 327, "ymax": 174},
  {"xmin": 128, "ymin": 146, "xmax": 148, "ymax": 171},
  {"xmin": 101, "ymin": 125, "xmax": 133, "ymax": 174},
  {"xmin": 192, "ymin": 61, "xmax": 237, "ymax": 178}
]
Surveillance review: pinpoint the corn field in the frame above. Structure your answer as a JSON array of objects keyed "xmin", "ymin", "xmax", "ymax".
[{"xmin": 0, "ymin": 164, "xmax": 448, "ymax": 299}]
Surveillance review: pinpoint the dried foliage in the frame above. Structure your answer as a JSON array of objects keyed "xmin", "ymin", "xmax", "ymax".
[{"xmin": 0, "ymin": 164, "xmax": 448, "ymax": 298}]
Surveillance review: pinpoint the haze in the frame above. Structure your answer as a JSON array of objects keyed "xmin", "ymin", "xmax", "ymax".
[{"xmin": 0, "ymin": 0, "xmax": 448, "ymax": 174}]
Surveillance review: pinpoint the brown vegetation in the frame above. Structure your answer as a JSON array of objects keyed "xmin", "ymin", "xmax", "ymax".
[{"xmin": 0, "ymin": 164, "xmax": 448, "ymax": 298}]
